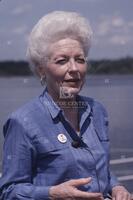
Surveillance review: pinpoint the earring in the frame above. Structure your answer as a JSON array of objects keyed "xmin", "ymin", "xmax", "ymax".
[{"xmin": 40, "ymin": 75, "xmax": 46, "ymax": 86}]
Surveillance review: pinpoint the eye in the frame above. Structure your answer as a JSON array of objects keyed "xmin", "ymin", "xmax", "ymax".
[
  {"xmin": 75, "ymin": 57, "xmax": 86, "ymax": 64},
  {"xmin": 55, "ymin": 58, "xmax": 68, "ymax": 65}
]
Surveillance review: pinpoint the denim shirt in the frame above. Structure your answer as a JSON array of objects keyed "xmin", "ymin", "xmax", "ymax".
[{"xmin": 0, "ymin": 89, "xmax": 119, "ymax": 200}]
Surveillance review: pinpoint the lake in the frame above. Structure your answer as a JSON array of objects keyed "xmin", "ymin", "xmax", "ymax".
[{"xmin": 0, "ymin": 75, "xmax": 133, "ymax": 192}]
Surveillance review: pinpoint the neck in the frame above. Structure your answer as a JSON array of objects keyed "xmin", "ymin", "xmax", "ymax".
[
  {"xmin": 47, "ymin": 88, "xmax": 77, "ymax": 111},
  {"xmin": 57, "ymin": 98, "xmax": 79, "ymax": 132},
  {"xmin": 47, "ymin": 88, "xmax": 79, "ymax": 132},
  {"xmin": 57, "ymin": 98, "xmax": 77, "ymax": 110}
]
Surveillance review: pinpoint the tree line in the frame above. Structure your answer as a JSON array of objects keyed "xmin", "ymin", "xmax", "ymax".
[{"xmin": 0, "ymin": 57, "xmax": 133, "ymax": 76}]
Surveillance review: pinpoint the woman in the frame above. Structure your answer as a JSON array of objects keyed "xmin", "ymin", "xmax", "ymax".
[{"xmin": 0, "ymin": 11, "xmax": 131, "ymax": 200}]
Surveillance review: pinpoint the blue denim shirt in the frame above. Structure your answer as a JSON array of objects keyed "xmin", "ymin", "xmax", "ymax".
[{"xmin": 0, "ymin": 89, "xmax": 119, "ymax": 200}]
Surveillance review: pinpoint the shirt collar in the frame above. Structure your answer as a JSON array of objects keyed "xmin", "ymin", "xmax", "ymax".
[
  {"xmin": 40, "ymin": 88, "xmax": 91, "ymax": 120},
  {"xmin": 40, "ymin": 88, "xmax": 61, "ymax": 119},
  {"xmin": 76, "ymin": 95, "xmax": 92, "ymax": 129},
  {"xmin": 76, "ymin": 95, "xmax": 91, "ymax": 114}
]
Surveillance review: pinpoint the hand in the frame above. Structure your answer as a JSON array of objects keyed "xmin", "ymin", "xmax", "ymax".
[
  {"xmin": 112, "ymin": 185, "xmax": 132, "ymax": 200},
  {"xmin": 49, "ymin": 177, "xmax": 104, "ymax": 200}
]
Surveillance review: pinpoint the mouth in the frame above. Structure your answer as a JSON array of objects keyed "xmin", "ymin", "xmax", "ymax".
[{"xmin": 64, "ymin": 79, "xmax": 80, "ymax": 83}]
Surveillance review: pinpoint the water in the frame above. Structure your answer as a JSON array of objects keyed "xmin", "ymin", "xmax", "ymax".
[{"xmin": 0, "ymin": 75, "xmax": 133, "ymax": 192}]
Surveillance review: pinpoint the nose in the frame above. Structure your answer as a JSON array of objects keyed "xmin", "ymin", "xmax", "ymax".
[{"xmin": 68, "ymin": 58, "xmax": 78, "ymax": 72}]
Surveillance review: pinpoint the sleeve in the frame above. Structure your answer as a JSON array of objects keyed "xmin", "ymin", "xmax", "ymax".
[
  {"xmin": 0, "ymin": 117, "xmax": 50, "ymax": 200},
  {"xmin": 99, "ymin": 103, "xmax": 122, "ymax": 193},
  {"xmin": 109, "ymin": 171, "xmax": 121, "ymax": 190},
  {"xmin": 93, "ymin": 101, "xmax": 121, "ymax": 194}
]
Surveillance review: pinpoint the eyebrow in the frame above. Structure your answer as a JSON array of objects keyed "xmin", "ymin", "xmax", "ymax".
[{"xmin": 53, "ymin": 53, "xmax": 85, "ymax": 59}]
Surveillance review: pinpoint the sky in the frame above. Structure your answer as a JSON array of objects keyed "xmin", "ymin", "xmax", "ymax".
[{"xmin": 0, "ymin": 0, "xmax": 133, "ymax": 60}]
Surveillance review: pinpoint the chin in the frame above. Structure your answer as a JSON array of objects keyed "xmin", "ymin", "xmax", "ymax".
[
  {"xmin": 70, "ymin": 88, "xmax": 81, "ymax": 95},
  {"xmin": 59, "ymin": 86, "xmax": 81, "ymax": 99}
]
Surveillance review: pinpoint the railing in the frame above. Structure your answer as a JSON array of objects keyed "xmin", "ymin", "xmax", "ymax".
[
  {"xmin": 110, "ymin": 157, "xmax": 133, "ymax": 182},
  {"xmin": 110, "ymin": 157, "xmax": 133, "ymax": 165},
  {"xmin": 110, "ymin": 157, "xmax": 133, "ymax": 199}
]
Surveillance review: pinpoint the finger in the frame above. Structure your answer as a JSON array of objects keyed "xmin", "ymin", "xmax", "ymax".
[
  {"xmin": 68, "ymin": 177, "xmax": 92, "ymax": 187},
  {"xmin": 73, "ymin": 190, "xmax": 103, "ymax": 199},
  {"xmin": 113, "ymin": 193, "xmax": 130, "ymax": 200}
]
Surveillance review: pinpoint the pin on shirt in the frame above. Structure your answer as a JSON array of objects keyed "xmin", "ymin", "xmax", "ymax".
[{"xmin": 57, "ymin": 134, "xmax": 67, "ymax": 143}]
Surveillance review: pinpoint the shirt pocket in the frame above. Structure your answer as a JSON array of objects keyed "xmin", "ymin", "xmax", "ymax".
[
  {"xmin": 94, "ymin": 116, "xmax": 109, "ymax": 140},
  {"xmin": 35, "ymin": 135, "xmax": 70, "ymax": 155},
  {"xmin": 34, "ymin": 136, "xmax": 78, "ymax": 183},
  {"xmin": 34, "ymin": 136, "xmax": 73, "ymax": 168},
  {"xmin": 93, "ymin": 117, "xmax": 110, "ymax": 156}
]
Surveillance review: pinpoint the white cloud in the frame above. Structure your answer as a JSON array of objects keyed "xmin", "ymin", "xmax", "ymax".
[
  {"xmin": 72, "ymin": 0, "xmax": 104, "ymax": 2},
  {"xmin": 7, "ymin": 40, "xmax": 13, "ymax": 46},
  {"xmin": 12, "ymin": 25, "xmax": 28, "ymax": 35},
  {"xmin": 111, "ymin": 17, "xmax": 124, "ymax": 27},
  {"xmin": 96, "ymin": 15, "xmax": 125, "ymax": 37},
  {"xmin": 86, "ymin": 0, "xmax": 98, "ymax": 1},
  {"xmin": 12, "ymin": 4, "xmax": 32, "ymax": 15},
  {"xmin": 96, "ymin": 14, "xmax": 133, "ymax": 39},
  {"xmin": 96, "ymin": 20, "xmax": 110, "ymax": 36},
  {"xmin": 109, "ymin": 35, "xmax": 130, "ymax": 45},
  {"xmin": 128, "ymin": 21, "xmax": 133, "ymax": 28},
  {"xmin": 93, "ymin": 14, "xmax": 133, "ymax": 48}
]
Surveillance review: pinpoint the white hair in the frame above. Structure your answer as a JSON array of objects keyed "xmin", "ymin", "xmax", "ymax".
[{"xmin": 27, "ymin": 11, "xmax": 93, "ymax": 75}]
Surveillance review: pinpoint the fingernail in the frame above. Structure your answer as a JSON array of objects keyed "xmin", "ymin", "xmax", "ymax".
[{"xmin": 87, "ymin": 177, "xmax": 92, "ymax": 181}]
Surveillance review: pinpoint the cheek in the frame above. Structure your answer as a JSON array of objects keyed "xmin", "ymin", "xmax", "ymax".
[
  {"xmin": 52, "ymin": 68, "xmax": 67, "ymax": 81},
  {"xmin": 80, "ymin": 65, "xmax": 87, "ymax": 77},
  {"xmin": 46, "ymin": 68, "xmax": 64, "ymax": 81}
]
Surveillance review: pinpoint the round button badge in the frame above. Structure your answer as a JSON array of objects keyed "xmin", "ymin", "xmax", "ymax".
[{"xmin": 57, "ymin": 134, "xmax": 67, "ymax": 143}]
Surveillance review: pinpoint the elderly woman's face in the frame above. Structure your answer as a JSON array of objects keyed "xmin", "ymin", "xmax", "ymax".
[{"xmin": 43, "ymin": 38, "xmax": 87, "ymax": 100}]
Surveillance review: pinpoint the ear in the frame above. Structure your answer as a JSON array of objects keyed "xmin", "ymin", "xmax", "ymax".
[{"xmin": 37, "ymin": 66, "xmax": 45, "ymax": 78}]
